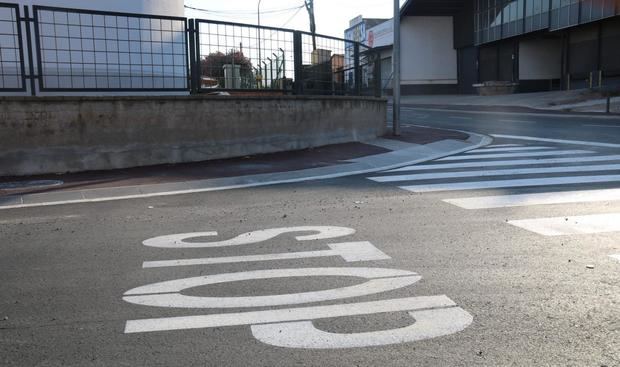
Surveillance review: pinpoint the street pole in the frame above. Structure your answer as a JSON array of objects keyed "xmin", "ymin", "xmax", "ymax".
[
  {"xmin": 393, "ymin": 0, "xmax": 401, "ymax": 136},
  {"xmin": 257, "ymin": 0, "xmax": 262, "ymax": 87},
  {"xmin": 305, "ymin": 0, "xmax": 317, "ymax": 50}
]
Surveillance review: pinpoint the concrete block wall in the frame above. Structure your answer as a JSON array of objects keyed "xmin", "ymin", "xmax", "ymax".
[{"xmin": 0, "ymin": 96, "xmax": 387, "ymax": 176}]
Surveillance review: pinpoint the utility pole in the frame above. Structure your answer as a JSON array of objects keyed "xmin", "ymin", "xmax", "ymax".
[
  {"xmin": 304, "ymin": 0, "xmax": 317, "ymax": 50},
  {"xmin": 393, "ymin": 0, "xmax": 401, "ymax": 136}
]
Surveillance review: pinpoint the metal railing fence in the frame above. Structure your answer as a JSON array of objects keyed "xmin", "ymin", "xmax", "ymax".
[
  {"xmin": 0, "ymin": 2, "xmax": 26, "ymax": 91},
  {"xmin": 192, "ymin": 19, "xmax": 295, "ymax": 93},
  {"xmin": 0, "ymin": 3, "xmax": 380, "ymax": 96},
  {"xmin": 191, "ymin": 18, "xmax": 380, "ymax": 96},
  {"xmin": 32, "ymin": 6, "xmax": 189, "ymax": 92}
]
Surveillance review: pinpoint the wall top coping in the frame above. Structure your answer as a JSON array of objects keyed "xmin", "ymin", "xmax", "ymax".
[{"xmin": 0, "ymin": 95, "xmax": 387, "ymax": 103}]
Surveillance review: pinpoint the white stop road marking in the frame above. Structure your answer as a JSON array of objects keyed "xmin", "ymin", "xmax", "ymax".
[
  {"xmin": 123, "ymin": 267, "xmax": 421, "ymax": 308},
  {"xmin": 143, "ymin": 241, "xmax": 391, "ymax": 268},
  {"xmin": 124, "ymin": 226, "xmax": 473, "ymax": 349},
  {"xmin": 143, "ymin": 226, "xmax": 356, "ymax": 248}
]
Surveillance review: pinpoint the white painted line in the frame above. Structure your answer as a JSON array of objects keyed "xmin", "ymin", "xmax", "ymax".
[
  {"xmin": 486, "ymin": 144, "xmax": 523, "ymax": 148},
  {"xmin": 448, "ymin": 116, "xmax": 473, "ymax": 120},
  {"xmin": 400, "ymin": 174, "xmax": 620, "ymax": 193},
  {"xmin": 610, "ymin": 254, "xmax": 620, "ymax": 262},
  {"xmin": 369, "ymin": 163, "xmax": 620, "ymax": 183},
  {"xmin": 123, "ymin": 267, "xmax": 421, "ymax": 309},
  {"xmin": 508, "ymin": 213, "xmax": 620, "ymax": 236},
  {"xmin": 444, "ymin": 188, "xmax": 620, "ymax": 209},
  {"xmin": 385, "ymin": 155, "xmax": 620, "ymax": 173},
  {"xmin": 143, "ymin": 241, "xmax": 391, "ymax": 268},
  {"xmin": 466, "ymin": 146, "xmax": 552, "ymax": 153},
  {"xmin": 583, "ymin": 124, "xmax": 620, "ymax": 128},
  {"xmin": 438, "ymin": 150, "xmax": 594, "ymax": 161},
  {"xmin": 491, "ymin": 134, "xmax": 620, "ymax": 148},
  {"xmin": 124, "ymin": 295, "xmax": 457, "ymax": 333}
]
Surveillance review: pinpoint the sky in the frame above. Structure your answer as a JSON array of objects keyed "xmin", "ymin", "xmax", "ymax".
[{"xmin": 184, "ymin": 0, "xmax": 407, "ymax": 38}]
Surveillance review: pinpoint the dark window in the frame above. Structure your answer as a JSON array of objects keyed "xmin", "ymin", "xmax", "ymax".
[
  {"xmin": 601, "ymin": 18, "xmax": 620, "ymax": 75},
  {"xmin": 568, "ymin": 24, "xmax": 598, "ymax": 76}
]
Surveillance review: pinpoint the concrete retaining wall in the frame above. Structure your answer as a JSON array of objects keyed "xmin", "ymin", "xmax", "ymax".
[{"xmin": 0, "ymin": 96, "xmax": 387, "ymax": 176}]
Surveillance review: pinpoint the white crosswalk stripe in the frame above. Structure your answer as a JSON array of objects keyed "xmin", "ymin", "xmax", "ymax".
[
  {"xmin": 400, "ymin": 175, "xmax": 620, "ymax": 193},
  {"xmin": 366, "ymin": 140, "xmax": 620, "ymax": 255},
  {"xmin": 438, "ymin": 150, "xmax": 594, "ymax": 161},
  {"xmin": 485, "ymin": 144, "xmax": 523, "ymax": 148},
  {"xmin": 443, "ymin": 188, "xmax": 620, "ymax": 209},
  {"xmin": 465, "ymin": 146, "xmax": 553, "ymax": 153},
  {"xmin": 384, "ymin": 155, "xmax": 620, "ymax": 173},
  {"xmin": 508, "ymin": 213, "xmax": 620, "ymax": 236},
  {"xmin": 368, "ymin": 164, "xmax": 620, "ymax": 183}
]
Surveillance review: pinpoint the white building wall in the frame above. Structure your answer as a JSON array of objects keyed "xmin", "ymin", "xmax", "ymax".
[
  {"xmin": 14, "ymin": 0, "xmax": 184, "ymax": 17},
  {"xmin": 519, "ymin": 38, "xmax": 562, "ymax": 80},
  {"xmin": 400, "ymin": 16, "xmax": 457, "ymax": 85}
]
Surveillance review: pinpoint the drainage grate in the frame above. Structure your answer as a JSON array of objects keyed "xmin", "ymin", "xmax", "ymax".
[{"xmin": 0, "ymin": 180, "xmax": 64, "ymax": 190}]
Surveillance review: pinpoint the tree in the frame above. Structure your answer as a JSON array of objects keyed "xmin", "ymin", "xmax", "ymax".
[{"xmin": 201, "ymin": 50, "xmax": 254, "ymax": 88}]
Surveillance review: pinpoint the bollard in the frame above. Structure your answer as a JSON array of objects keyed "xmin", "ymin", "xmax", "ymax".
[{"xmin": 607, "ymin": 96, "xmax": 611, "ymax": 114}]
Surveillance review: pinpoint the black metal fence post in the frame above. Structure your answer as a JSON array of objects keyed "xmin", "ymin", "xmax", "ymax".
[
  {"xmin": 22, "ymin": 6, "xmax": 34, "ymax": 95},
  {"xmin": 374, "ymin": 51, "xmax": 382, "ymax": 98},
  {"xmin": 293, "ymin": 31, "xmax": 303, "ymax": 95},
  {"xmin": 188, "ymin": 19, "xmax": 198, "ymax": 94},
  {"xmin": 354, "ymin": 42, "xmax": 361, "ymax": 96}
]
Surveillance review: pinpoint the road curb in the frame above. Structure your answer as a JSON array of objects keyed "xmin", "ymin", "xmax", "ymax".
[{"xmin": 0, "ymin": 129, "xmax": 492, "ymax": 210}]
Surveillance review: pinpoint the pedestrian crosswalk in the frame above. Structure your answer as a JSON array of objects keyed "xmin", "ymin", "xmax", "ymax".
[
  {"xmin": 437, "ymin": 149, "xmax": 594, "ymax": 161},
  {"xmin": 384, "ymin": 154, "xmax": 620, "ymax": 172},
  {"xmin": 444, "ymin": 188, "xmax": 620, "ymax": 209},
  {"xmin": 464, "ymin": 146, "xmax": 554, "ymax": 153},
  {"xmin": 508, "ymin": 213, "xmax": 620, "ymax": 236},
  {"xmin": 367, "ymin": 141, "xmax": 620, "ymax": 263}
]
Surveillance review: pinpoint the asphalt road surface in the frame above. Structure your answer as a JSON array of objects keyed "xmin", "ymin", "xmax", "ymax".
[{"xmin": 1, "ymin": 108, "xmax": 619, "ymax": 366}]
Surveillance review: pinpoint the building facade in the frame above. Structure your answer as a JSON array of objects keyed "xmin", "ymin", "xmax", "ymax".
[{"xmin": 399, "ymin": 0, "xmax": 620, "ymax": 93}]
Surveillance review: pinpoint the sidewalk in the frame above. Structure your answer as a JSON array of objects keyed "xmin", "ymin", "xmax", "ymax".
[
  {"xmin": 397, "ymin": 89, "xmax": 620, "ymax": 114},
  {"xmin": 0, "ymin": 125, "xmax": 490, "ymax": 210}
]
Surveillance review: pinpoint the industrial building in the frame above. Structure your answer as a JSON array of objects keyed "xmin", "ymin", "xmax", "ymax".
[{"xmin": 370, "ymin": 0, "xmax": 620, "ymax": 94}]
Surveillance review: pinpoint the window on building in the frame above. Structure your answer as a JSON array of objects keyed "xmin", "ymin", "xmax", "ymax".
[
  {"xmin": 525, "ymin": 0, "xmax": 550, "ymax": 32},
  {"xmin": 580, "ymin": 0, "xmax": 616, "ymax": 24},
  {"xmin": 501, "ymin": 0, "xmax": 525, "ymax": 37},
  {"xmin": 551, "ymin": 0, "xmax": 580, "ymax": 29}
]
